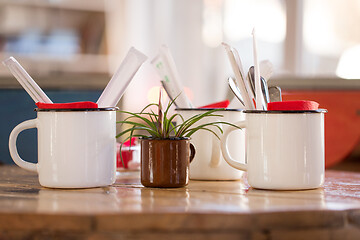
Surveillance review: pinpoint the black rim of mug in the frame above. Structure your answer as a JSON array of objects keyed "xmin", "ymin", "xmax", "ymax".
[
  {"xmin": 244, "ymin": 109, "xmax": 327, "ymax": 114},
  {"xmin": 35, "ymin": 107, "xmax": 119, "ymax": 112}
]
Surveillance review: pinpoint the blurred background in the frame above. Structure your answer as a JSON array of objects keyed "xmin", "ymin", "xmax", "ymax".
[{"xmin": 0, "ymin": 0, "xmax": 359, "ymax": 169}]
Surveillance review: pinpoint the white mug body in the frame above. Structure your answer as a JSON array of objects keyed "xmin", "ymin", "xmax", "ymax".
[
  {"xmin": 246, "ymin": 111, "xmax": 325, "ymax": 190},
  {"xmin": 176, "ymin": 109, "xmax": 245, "ymax": 180},
  {"xmin": 9, "ymin": 108, "xmax": 117, "ymax": 188},
  {"xmin": 221, "ymin": 110, "xmax": 326, "ymax": 190}
]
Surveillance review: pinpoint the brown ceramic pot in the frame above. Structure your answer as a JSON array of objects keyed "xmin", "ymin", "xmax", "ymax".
[{"xmin": 140, "ymin": 137, "xmax": 195, "ymax": 188}]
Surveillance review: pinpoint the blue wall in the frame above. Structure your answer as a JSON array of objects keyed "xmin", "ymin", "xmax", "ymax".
[{"xmin": 0, "ymin": 89, "xmax": 102, "ymax": 164}]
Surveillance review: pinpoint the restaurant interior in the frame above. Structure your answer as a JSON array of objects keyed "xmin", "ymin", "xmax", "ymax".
[
  {"xmin": 0, "ymin": 0, "xmax": 359, "ymax": 239},
  {"xmin": 0, "ymin": 0, "xmax": 359, "ymax": 169}
]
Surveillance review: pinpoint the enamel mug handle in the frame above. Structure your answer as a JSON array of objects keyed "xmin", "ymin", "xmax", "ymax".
[
  {"xmin": 220, "ymin": 120, "xmax": 247, "ymax": 171},
  {"xmin": 189, "ymin": 143, "xmax": 196, "ymax": 163},
  {"xmin": 9, "ymin": 119, "xmax": 38, "ymax": 172}
]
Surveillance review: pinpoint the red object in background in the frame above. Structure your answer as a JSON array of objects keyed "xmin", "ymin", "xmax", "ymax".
[
  {"xmin": 283, "ymin": 90, "xmax": 360, "ymax": 168},
  {"xmin": 117, "ymin": 146, "xmax": 133, "ymax": 169},
  {"xmin": 198, "ymin": 100, "xmax": 230, "ymax": 109},
  {"xmin": 116, "ymin": 138, "xmax": 138, "ymax": 169},
  {"xmin": 116, "ymin": 143, "xmax": 133, "ymax": 169},
  {"xmin": 122, "ymin": 137, "xmax": 137, "ymax": 147},
  {"xmin": 267, "ymin": 100, "xmax": 319, "ymax": 111},
  {"xmin": 36, "ymin": 101, "xmax": 98, "ymax": 109}
]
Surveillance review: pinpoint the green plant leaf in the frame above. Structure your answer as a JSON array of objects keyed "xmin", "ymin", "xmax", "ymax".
[
  {"xmin": 178, "ymin": 111, "xmax": 223, "ymax": 132},
  {"xmin": 116, "ymin": 123, "xmax": 161, "ymax": 138},
  {"xmin": 157, "ymin": 90, "xmax": 163, "ymax": 137},
  {"xmin": 139, "ymin": 103, "xmax": 159, "ymax": 113},
  {"xmin": 164, "ymin": 113, "xmax": 183, "ymax": 137},
  {"xmin": 117, "ymin": 110, "xmax": 159, "ymax": 133},
  {"xmin": 183, "ymin": 122, "xmax": 223, "ymax": 136},
  {"xmin": 185, "ymin": 126, "xmax": 221, "ymax": 139},
  {"xmin": 161, "ymin": 94, "xmax": 182, "ymax": 138},
  {"xmin": 150, "ymin": 109, "xmax": 160, "ymax": 134},
  {"xmin": 117, "ymin": 112, "xmax": 156, "ymax": 124},
  {"xmin": 176, "ymin": 109, "xmax": 224, "ymax": 137}
]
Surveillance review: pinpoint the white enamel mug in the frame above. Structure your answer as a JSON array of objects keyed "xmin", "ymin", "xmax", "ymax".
[
  {"xmin": 176, "ymin": 108, "xmax": 245, "ymax": 180},
  {"xmin": 221, "ymin": 110, "xmax": 327, "ymax": 190},
  {"xmin": 9, "ymin": 107, "xmax": 117, "ymax": 188}
]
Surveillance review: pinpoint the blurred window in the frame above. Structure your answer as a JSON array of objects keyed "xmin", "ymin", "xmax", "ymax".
[
  {"xmin": 221, "ymin": 0, "xmax": 286, "ymax": 77},
  {"xmin": 220, "ymin": 0, "xmax": 360, "ymax": 79},
  {"xmin": 303, "ymin": 0, "xmax": 360, "ymax": 79}
]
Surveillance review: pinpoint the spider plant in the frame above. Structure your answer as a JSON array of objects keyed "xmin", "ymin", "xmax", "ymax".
[{"xmin": 116, "ymin": 93, "xmax": 238, "ymax": 142}]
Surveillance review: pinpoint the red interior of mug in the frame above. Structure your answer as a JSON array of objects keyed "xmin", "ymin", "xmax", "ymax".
[
  {"xmin": 198, "ymin": 100, "xmax": 230, "ymax": 109},
  {"xmin": 267, "ymin": 100, "xmax": 319, "ymax": 111},
  {"xmin": 36, "ymin": 101, "xmax": 98, "ymax": 109}
]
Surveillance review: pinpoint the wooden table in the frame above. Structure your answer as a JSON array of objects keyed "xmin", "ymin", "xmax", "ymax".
[{"xmin": 0, "ymin": 166, "xmax": 360, "ymax": 240}]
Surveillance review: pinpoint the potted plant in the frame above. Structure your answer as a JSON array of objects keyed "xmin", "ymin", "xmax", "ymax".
[{"xmin": 117, "ymin": 94, "xmax": 237, "ymax": 188}]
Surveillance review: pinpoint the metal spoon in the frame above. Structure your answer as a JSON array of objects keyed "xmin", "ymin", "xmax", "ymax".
[
  {"xmin": 261, "ymin": 76, "xmax": 270, "ymax": 104},
  {"xmin": 247, "ymin": 66, "xmax": 255, "ymax": 97},
  {"xmin": 248, "ymin": 66, "xmax": 270, "ymax": 105},
  {"xmin": 227, "ymin": 77, "xmax": 245, "ymax": 107},
  {"xmin": 268, "ymin": 86, "xmax": 282, "ymax": 102}
]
